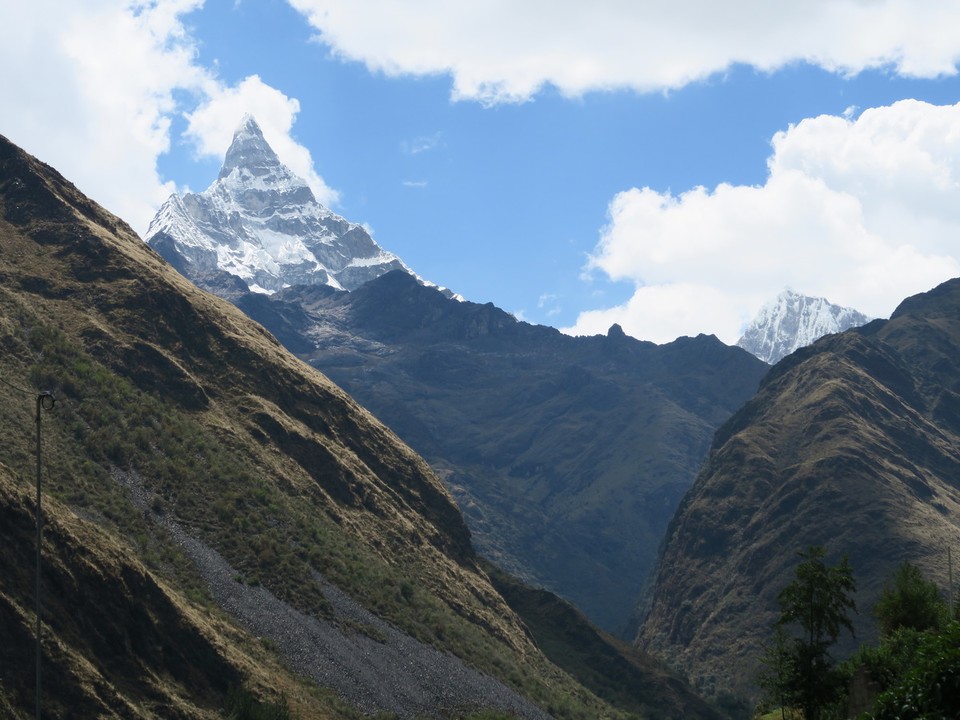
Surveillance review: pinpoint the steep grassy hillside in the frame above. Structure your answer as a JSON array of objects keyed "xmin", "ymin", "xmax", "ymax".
[
  {"xmin": 241, "ymin": 273, "xmax": 767, "ymax": 634},
  {"xmin": 637, "ymin": 278, "xmax": 960, "ymax": 701},
  {"xmin": 1, "ymin": 462, "xmax": 235, "ymax": 719},
  {"xmin": 0, "ymin": 133, "xmax": 671, "ymax": 718}
]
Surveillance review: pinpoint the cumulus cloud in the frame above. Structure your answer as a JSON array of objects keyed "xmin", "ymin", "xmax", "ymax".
[
  {"xmin": 287, "ymin": 0, "xmax": 960, "ymax": 103},
  {"xmin": 565, "ymin": 100, "xmax": 960, "ymax": 344},
  {"xmin": 0, "ymin": 1, "xmax": 336, "ymax": 233},
  {"xmin": 0, "ymin": 0, "xmax": 207, "ymax": 231},
  {"xmin": 185, "ymin": 75, "xmax": 339, "ymax": 206}
]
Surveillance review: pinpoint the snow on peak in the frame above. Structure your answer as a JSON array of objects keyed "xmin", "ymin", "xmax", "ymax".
[
  {"xmin": 145, "ymin": 114, "xmax": 416, "ymax": 296},
  {"xmin": 218, "ymin": 115, "xmax": 284, "ymax": 181},
  {"xmin": 737, "ymin": 289, "xmax": 872, "ymax": 364}
]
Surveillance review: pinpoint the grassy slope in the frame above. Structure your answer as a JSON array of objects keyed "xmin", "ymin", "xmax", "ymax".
[{"xmin": 0, "ymin": 134, "xmax": 632, "ymax": 718}]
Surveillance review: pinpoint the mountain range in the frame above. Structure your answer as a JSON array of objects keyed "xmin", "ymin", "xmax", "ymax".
[
  {"xmin": 638, "ymin": 277, "xmax": 960, "ymax": 700},
  {"xmin": 0, "ymin": 132, "xmax": 726, "ymax": 718},
  {"xmin": 5, "ymin": 107, "xmax": 958, "ymax": 718},
  {"xmin": 135, "ymin": 114, "xmax": 960, "ymax": 717},
  {"xmin": 146, "ymin": 117, "xmax": 770, "ymax": 637},
  {"xmin": 148, "ymin": 117, "xmax": 870, "ymax": 373}
]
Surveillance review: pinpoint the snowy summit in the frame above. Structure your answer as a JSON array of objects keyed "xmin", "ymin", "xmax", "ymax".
[
  {"xmin": 737, "ymin": 289, "xmax": 872, "ymax": 364},
  {"xmin": 145, "ymin": 115, "xmax": 410, "ymax": 296}
]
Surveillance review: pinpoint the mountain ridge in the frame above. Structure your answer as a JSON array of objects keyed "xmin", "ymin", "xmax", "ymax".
[
  {"xmin": 0, "ymin": 131, "xmax": 552, "ymax": 716},
  {"xmin": 637, "ymin": 277, "xmax": 960, "ymax": 701},
  {"xmin": 251, "ymin": 269, "xmax": 769, "ymax": 634}
]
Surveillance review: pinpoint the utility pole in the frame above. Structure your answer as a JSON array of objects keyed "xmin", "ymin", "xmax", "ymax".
[
  {"xmin": 949, "ymin": 546, "xmax": 954, "ymax": 620},
  {"xmin": 35, "ymin": 391, "xmax": 54, "ymax": 720}
]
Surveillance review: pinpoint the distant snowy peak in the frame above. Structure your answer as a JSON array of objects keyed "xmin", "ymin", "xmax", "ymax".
[
  {"xmin": 737, "ymin": 289, "xmax": 872, "ymax": 364},
  {"xmin": 218, "ymin": 113, "xmax": 285, "ymax": 181},
  {"xmin": 145, "ymin": 115, "xmax": 412, "ymax": 296}
]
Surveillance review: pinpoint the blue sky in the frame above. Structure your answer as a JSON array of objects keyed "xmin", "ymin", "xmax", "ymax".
[{"xmin": 4, "ymin": 1, "xmax": 960, "ymax": 343}]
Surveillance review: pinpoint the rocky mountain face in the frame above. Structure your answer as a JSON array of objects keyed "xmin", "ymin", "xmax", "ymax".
[
  {"xmin": 240, "ymin": 272, "xmax": 769, "ymax": 635},
  {"xmin": 737, "ymin": 289, "xmax": 872, "ymax": 364},
  {"xmin": 637, "ymin": 278, "xmax": 960, "ymax": 701},
  {"xmin": 0, "ymin": 134, "xmax": 723, "ymax": 718},
  {"xmin": 145, "ymin": 115, "xmax": 410, "ymax": 297}
]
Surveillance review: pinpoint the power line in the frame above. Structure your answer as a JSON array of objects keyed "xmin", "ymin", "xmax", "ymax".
[{"xmin": 0, "ymin": 373, "xmax": 34, "ymax": 396}]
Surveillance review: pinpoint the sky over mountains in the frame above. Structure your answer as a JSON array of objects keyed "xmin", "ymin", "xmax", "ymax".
[{"xmin": 3, "ymin": 1, "xmax": 960, "ymax": 343}]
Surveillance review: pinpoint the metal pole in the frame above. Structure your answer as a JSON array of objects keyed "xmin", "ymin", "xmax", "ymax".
[
  {"xmin": 949, "ymin": 546, "xmax": 954, "ymax": 620},
  {"xmin": 35, "ymin": 393, "xmax": 42, "ymax": 720},
  {"xmin": 34, "ymin": 391, "xmax": 53, "ymax": 720}
]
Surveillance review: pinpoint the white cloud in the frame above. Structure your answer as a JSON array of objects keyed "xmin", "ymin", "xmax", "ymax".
[
  {"xmin": 286, "ymin": 0, "xmax": 960, "ymax": 103},
  {"xmin": 0, "ymin": 0, "xmax": 208, "ymax": 231},
  {"xmin": 184, "ymin": 75, "xmax": 339, "ymax": 206},
  {"xmin": 0, "ymin": 1, "xmax": 337, "ymax": 234},
  {"xmin": 402, "ymin": 180, "xmax": 429, "ymax": 188},
  {"xmin": 401, "ymin": 132, "xmax": 443, "ymax": 155},
  {"xmin": 536, "ymin": 293, "xmax": 562, "ymax": 318},
  {"xmin": 565, "ymin": 100, "xmax": 960, "ymax": 344}
]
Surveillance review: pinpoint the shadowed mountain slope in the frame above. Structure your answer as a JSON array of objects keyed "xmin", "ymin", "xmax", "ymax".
[
  {"xmin": 244, "ymin": 274, "xmax": 769, "ymax": 635},
  {"xmin": 637, "ymin": 278, "xmax": 960, "ymax": 700},
  {"xmin": 0, "ymin": 134, "xmax": 719, "ymax": 718}
]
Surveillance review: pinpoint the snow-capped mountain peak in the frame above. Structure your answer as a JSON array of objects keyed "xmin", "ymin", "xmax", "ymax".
[
  {"xmin": 144, "ymin": 115, "xmax": 411, "ymax": 296},
  {"xmin": 218, "ymin": 114, "xmax": 285, "ymax": 181},
  {"xmin": 737, "ymin": 289, "xmax": 872, "ymax": 364}
]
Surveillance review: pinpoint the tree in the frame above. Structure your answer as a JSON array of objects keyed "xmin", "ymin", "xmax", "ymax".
[
  {"xmin": 757, "ymin": 624, "xmax": 796, "ymax": 719},
  {"xmin": 775, "ymin": 546, "xmax": 857, "ymax": 720},
  {"xmin": 873, "ymin": 561, "xmax": 948, "ymax": 636}
]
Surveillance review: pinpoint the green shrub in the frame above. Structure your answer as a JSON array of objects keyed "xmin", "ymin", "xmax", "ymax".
[
  {"xmin": 870, "ymin": 621, "xmax": 960, "ymax": 719},
  {"xmin": 841, "ymin": 627, "xmax": 925, "ymax": 692},
  {"xmin": 873, "ymin": 562, "xmax": 949, "ymax": 636}
]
